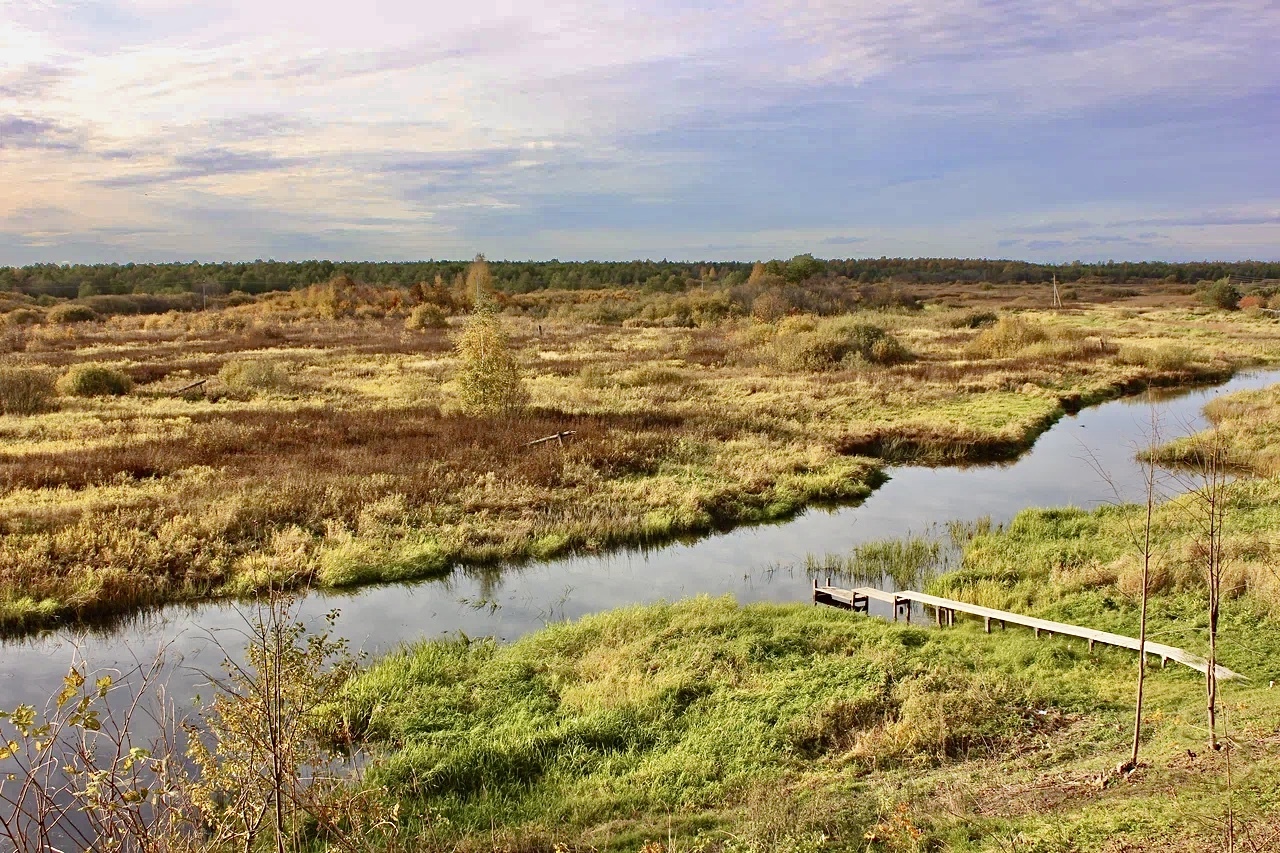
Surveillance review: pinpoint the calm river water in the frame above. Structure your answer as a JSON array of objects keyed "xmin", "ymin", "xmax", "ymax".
[{"xmin": 2, "ymin": 369, "xmax": 1278, "ymax": 714}]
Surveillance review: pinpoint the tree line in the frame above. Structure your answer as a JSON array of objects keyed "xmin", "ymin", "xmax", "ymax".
[{"xmin": 2, "ymin": 256, "xmax": 1279, "ymax": 300}]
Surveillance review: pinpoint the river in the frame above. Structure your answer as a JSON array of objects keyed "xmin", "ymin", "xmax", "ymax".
[{"xmin": 1, "ymin": 369, "xmax": 1277, "ymax": 715}]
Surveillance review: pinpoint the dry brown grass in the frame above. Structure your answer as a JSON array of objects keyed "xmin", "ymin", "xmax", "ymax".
[{"xmin": 1, "ymin": 285, "xmax": 1277, "ymax": 632}]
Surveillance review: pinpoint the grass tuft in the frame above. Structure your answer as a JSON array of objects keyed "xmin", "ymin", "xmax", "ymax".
[{"xmin": 56, "ymin": 363, "xmax": 132, "ymax": 397}]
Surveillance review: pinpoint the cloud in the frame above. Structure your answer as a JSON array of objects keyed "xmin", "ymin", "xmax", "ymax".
[
  {"xmin": 0, "ymin": 0, "xmax": 1276, "ymax": 262},
  {"xmin": 0, "ymin": 115, "xmax": 78, "ymax": 149},
  {"xmin": 1003, "ymin": 220, "xmax": 1096, "ymax": 236},
  {"xmin": 1107, "ymin": 212, "xmax": 1280, "ymax": 228},
  {"xmin": 94, "ymin": 147, "xmax": 306, "ymax": 187},
  {"xmin": 0, "ymin": 64, "xmax": 66, "ymax": 99}
]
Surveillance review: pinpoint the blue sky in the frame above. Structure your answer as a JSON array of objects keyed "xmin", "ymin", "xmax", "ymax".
[{"xmin": 1, "ymin": 0, "xmax": 1277, "ymax": 264}]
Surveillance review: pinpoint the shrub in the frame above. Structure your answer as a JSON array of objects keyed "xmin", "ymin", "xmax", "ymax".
[
  {"xmin": 946, "ymin": 310, "xmax": 998, "ymax": 329},
  {"xmin": 966, "ymin": 316, "xmax": 1049, "ymax": 358},
  {"xmin": 750, "ymin": 290, "xmax": 790, "ymax": 322},
  {"xmin": 2, "ymin": 308, "xmax": 43, "ymax": 327},
  {"xmin": 57, "ymin": 363, "xmax": 133, "ymax": 397},
  {"xmin": 405, "ymin": 304, "xmax": 448, "ymax": 330},
  {"xmin": 857, "ymin": 284, "xmax": 922, "ymax": 311},
  {"xmin": 1238, "ymin": 295, "xmax": 1266, "ymax": 310},
  {"xmin": 773, "ymin": 317, "xmax": 912, "ymax": 370},
  {"xmin": 0, "ymin": 367, "xmax": 57, "ymax": 415},
  {"xmin": 218, "ymin": 358, "xmax": 290, "ymax": 394},
  {"xmin": 46, "ymin": 303, "xmax": 100, "ymax": 324},
  {"xmin": 1198, "ymin": 279, "xmax": 1240, "ymax": 310}
]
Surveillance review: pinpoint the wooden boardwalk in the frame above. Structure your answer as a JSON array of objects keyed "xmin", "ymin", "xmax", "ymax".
[{"xmin": 813, "ymin": 580, "xmax": 1244, "ymax": 681}]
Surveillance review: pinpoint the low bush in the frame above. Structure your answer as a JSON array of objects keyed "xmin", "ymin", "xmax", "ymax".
[
  {"xmin": 772, "ymin": 316, "xmax": 913, "ymax": 370},
  {"xmin": 46, "ymin": 303, "xmax": 100, "ymax": 324},
  {"xmin": 404, "ymin": 304, "xmax": 448, "ymax": 330},
  {"xmin": 2, "ymin": 308, "xmax": 43, "ymax": 327},
  {"xmin": 0, "ymin": 366, "xmax": 57, "ymax": 415},
  {"xmin": 218, "ymin": 358, "xmax": 291, "ymax": 394},
  {"xmin": 79, "ymin": 293, "xmax": 200, "ymax": 316},
  {"xmin": 57, "ymin": 363, "xmax": 133, "ymax": 397},
  {"xmin": 966, "ymin": 315, "xmax": 1049, "ymax": 358},
  {"xmin": 946, "ymin": 309, "xmax": 998, "ymax": 329}
]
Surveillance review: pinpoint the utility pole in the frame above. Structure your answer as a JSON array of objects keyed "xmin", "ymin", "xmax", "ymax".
[{"xmin": 1052, "ymin": 273, "xmax": 1062, "ymax": 309}]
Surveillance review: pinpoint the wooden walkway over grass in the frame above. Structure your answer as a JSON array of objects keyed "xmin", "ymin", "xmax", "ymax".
[{"xmin": 813, "ymin": 580, "xmax": 1244, "ymax": 681}]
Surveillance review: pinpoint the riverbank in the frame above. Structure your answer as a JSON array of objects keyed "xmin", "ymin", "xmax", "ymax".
[
  {"xmin": 340, "ymin": 481, "xmax": 1280, "ymax": 851},
  {"xmin": 2, "ymin": 298, "xmax": 1278, "ymax": 636}
]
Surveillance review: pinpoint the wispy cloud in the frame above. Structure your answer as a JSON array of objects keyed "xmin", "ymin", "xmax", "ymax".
[{"xmin": 0, "ymin": 0, "xmax": 1276, "ymax": 263}]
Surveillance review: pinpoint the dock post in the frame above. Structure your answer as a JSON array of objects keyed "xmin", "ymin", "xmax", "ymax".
[
  {"xmin": 1000, "ymin": 620, "xmax": 1006, "ymax": 630},
  {"xmin": 948, "ymin": 609, "xmax": 955, "ymax": 627},
  {"xmin": 984, "ymin": 617, "xmax": 991, "ymax": 634},
  {"xmin": 1088, "ymin": 639, "xmax": 1095, "ymax": 652},
  {"xmin": 934, "ymin": 607, "xmax": 942, "ymax": 627},
  {"xmin": 1034, "ymin": 627, "xmax": 1040, "ymax": 639}
]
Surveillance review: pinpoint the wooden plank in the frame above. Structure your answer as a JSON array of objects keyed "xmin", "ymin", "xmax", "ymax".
[
  {"xmin": 845, "ymin": 586, "xmax": 900, "ymax": 604},
  {"xmin": 813, "ymin": 585, "xmax": 1244, "ymax": 681}
]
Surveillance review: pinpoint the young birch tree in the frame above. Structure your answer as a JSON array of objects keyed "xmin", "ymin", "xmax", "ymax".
[
  {"xmin": 1085, "ymin": 409, "xmax": 1165, "ymax": 772},
  {"xmin": 455, "ymin": 255, "xmax": 527, "ymax": 416}
]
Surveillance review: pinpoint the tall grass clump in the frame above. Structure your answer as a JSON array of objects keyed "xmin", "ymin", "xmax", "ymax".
[
  {"xmin": 807, "ymin": 534, "xmax": 944, "ymax": 588},
  {"xmin": 772, "ymin": 316, "xmax": 912, "ymax": 370},
  {"xmin": 1116, "ymin": 343, "xmax": 1196, "ymax": 371},
  {"xmin": 0, "ymin": 366, "xmax": 57, "ymax": 415},
  {"xmin": 965, "ymin": 315, "xmax": 1049, "ymax": 358},
  {"xmin": 56, "ymin": 363, "xmax": 132, "ymax": 397},
  {"xmin": 218, "ymin": 358, "xmax": 291, "ymax": 394}
]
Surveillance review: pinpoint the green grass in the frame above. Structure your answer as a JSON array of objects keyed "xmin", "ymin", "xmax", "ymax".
[
  {"xmin": 341, "ymin": 597, "xmax": 1105, "ymax": 850},
  {"xmin": 339, "ymin": 476, "xmax": 1280, "ymax": 851}
]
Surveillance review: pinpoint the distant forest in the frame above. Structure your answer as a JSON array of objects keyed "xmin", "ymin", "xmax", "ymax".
[{"xmin": 2, "ymin": 257, "xmax": 1279, "ymax": 300}]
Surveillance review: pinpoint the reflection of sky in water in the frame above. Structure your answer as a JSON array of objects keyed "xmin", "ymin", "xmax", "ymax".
[{"xmin": 2, "ymin": 371, "xmax": 1278, "ymax": 716}]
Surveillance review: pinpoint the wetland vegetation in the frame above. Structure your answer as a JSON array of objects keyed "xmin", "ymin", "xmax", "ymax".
[
  {"xmin": 3, "ymin": 260, "xmax": 1280, "ymax": 634},
  {"xmin": 3, "ymin": 258, "xmax": 1280, "ymax": 851}
]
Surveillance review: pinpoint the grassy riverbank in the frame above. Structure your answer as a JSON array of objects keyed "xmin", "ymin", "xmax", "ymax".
[
  {"xmin": 1150, "ymin": 381, "xmax": 1280, "ymax": 477},
  {"xmin": 342, "ymin": 484, "xmax": 1280, "ymax": 851},
  {"xmin": 2, "ymin": 283, "xmax": 1279, "ymax": 634}
]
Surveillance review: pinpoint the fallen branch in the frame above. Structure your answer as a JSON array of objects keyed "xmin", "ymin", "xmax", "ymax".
[
  {"xmin": 526, "ymin": 430, "xmax": 577, "ymax": 447},
  {"xmin": 173, "ymin": 378, "xmax": 209, "ymax": 395}
]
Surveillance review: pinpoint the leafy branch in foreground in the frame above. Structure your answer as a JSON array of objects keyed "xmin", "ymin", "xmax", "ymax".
[
  {"xmin": 0, "ymin": 651, "xmax": 186, "ymax": 852},
  {"xmin": 186, "ymin": 600, "xmax": 397, "ymax": 853},
  {"xmin": 0, "ymin": 597, "xmax": 397, "ymax": 853}
]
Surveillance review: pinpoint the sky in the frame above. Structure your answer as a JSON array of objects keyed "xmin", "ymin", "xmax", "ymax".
[{"xmin": 1, "ymin": 0, "xmax": 1278, "ymax": 264}]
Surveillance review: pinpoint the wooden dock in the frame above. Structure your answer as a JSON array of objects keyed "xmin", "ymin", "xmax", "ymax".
[{"xmin": 813, "ymin": 579, "xmax": 1243, "ymax": 681}]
